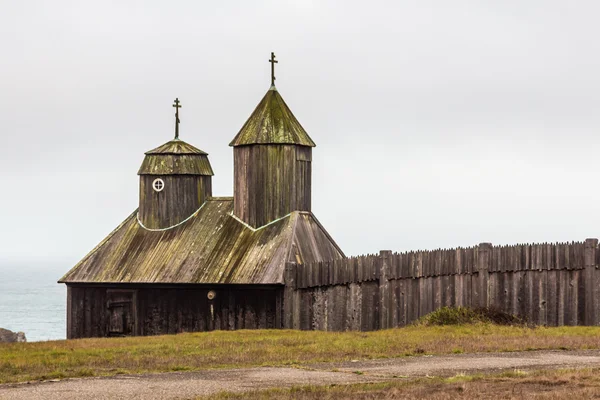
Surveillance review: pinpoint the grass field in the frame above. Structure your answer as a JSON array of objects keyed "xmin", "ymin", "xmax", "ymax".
[
  {"xmin": 205, "ymin": 368, "xmax": 600, "ymax": 399},
  {"xmin": 1, "ymin": 325, "xmax": 600, "ymax": 384}
]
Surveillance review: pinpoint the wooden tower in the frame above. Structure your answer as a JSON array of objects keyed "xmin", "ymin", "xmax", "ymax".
[
  {"xmin": 230, "ymin": 53, "xmax": 316, "ymax": 228},
  {"xmin": 137, "ymin": 98, "xmax": 214, "ymax": 230}
]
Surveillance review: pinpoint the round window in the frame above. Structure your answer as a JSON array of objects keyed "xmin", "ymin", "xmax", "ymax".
[{"xmin": 152, "ymin": 178, "xmax": 165, "ymax": 192}]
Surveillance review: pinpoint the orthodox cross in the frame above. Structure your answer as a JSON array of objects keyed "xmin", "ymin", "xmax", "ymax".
[
  {"xmin": 173, "ymin": 98, "xmax": 182, "ymax": 139},
  {"xmin": 269, "ymin": 52, "xmax": 278, "ymax": 86}
]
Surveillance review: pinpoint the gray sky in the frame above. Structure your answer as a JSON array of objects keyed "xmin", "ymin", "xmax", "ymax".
[{"xmin": 2, "ymin": 1, "xmax": 600, "ymax": 267}]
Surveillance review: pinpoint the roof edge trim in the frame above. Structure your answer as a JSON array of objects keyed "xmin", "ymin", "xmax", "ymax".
[
  {"xmin": 136, "ymin": 201, "xmax": 207, "ymax": 232},
  {"xmin": 228, "ymin": 211, "xmax": 293, "ymax": 232}
]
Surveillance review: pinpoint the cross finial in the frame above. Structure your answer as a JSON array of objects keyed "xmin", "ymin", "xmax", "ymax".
[
  {"xmin": 269, "ymin": 52, "xmax": 278, "ymax": 87},
  {"xmin": 172, "ymin": 98, "xmax": 182, "ymax": 139}
]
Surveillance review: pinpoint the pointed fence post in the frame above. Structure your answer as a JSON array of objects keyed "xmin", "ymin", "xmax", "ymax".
[
  {"xmin": 477, "ymin": 243, "xmax": 492, "ymax": 308},
  {"xmin": 584, "ymin": 238, "xmax": 598, "ymax": 326},
  {"xmin": 379, "ymin": 250, "xmax": 392, "ymax": 330}
]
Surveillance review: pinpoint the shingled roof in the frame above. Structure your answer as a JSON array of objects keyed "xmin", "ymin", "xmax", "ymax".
[
  {"xmin": 229, "ymin": 87, "xmax": 316, "ymax": 147},
  {"xmin": 138, "ymin": 139, "xmax": 214, "ymax": 176},
  {"xmin": 59, "ymin": 198, "xmax": 343, "ymax": 285},
  {"xmin": 145, "ymin": 139, "xmax": 208, "ymax": 155}
]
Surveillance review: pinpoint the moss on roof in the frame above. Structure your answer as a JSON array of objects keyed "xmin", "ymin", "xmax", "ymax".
[
  {"xmin": 59, "ymin": 199, "xmax": 343, "ymax": 285},
  {"xmin": 139, "ymin": 139, "xmax": 213, "ymax": 176},
  {"xmin": 145, "ymin": 139, "xmax": 208, "ymax": 155},
  {"xmin": 229, "ymin": 87, "xmax": 316, "ymax": 147},
  {"xmin": 138, "ymin": 154, "xmax": 214, "ymax": 176}
]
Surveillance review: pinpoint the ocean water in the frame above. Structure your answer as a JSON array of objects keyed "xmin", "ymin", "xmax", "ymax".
[{"xmin": 0, "ymin": 264, "xmax": 66, "ymax": 342}]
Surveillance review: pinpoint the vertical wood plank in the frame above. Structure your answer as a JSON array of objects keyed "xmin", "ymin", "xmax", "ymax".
[
  {"xmin": 379, "ymin": 250, "xmax": 392, "ymax": 329},
  {"xmin": 584, "ymin": 238, "xmax": 598, "ymax": 325}
]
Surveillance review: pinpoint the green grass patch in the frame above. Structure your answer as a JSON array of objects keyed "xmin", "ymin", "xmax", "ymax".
[{"xmin": 1, "ymin": 325, "xmax": 600, "ymax": 384}]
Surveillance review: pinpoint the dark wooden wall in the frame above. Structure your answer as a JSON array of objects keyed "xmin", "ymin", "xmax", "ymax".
[
  {"xmin": 66, "ymin": 285, "xmax": 282, "ymax": 339},
  {"xmin": 139, "ymin": 175, "xmax": 212, "ymax": 229},
  {"xmin": 284, "ymin": 239, "xmax": 600, "ymax": 330},
  {"xmin": 234, "ymin": 145, "xmax": 311, "ymax": 228}
]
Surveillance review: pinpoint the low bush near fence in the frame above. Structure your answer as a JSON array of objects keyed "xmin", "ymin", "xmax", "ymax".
[{"xmin": 416, "ymin": 307, "xmax": 527, "ymax": 327}]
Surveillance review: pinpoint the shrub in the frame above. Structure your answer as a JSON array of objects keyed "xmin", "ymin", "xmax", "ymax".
[{"xmin": 416, "ymin": 306, "xmax": 527, "ymax": 326}]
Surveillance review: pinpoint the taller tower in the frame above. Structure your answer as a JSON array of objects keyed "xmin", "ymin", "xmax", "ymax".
[
  {"xmin": 230, "ymin": 53, "xmax": 316, "ymax": 228},
  {"xmin": 138, "ymin": 99, "xmax": 214, "ymax": 230}
]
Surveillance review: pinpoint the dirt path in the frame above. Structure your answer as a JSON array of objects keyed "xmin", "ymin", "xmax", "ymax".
[{"xmin": 2, "ymin": 350, "xmax": 600, "ymax": 400}]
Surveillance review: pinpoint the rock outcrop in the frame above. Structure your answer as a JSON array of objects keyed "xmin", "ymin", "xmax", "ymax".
[{"xmin": 0, "ymin": 328, "xmax": 26, "ymax": 343}]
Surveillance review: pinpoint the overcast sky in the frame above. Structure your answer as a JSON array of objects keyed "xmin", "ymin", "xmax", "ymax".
[{"xmin": 2, "ymin": 1, "xmax": 600, "ymax": 269}]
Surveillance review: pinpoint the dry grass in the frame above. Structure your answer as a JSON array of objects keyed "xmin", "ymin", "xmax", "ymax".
[
  {"xmin": 206, "ymin": 368, "xmax": 600, "ymax": 399},
  {"xmin": 1, "ymin": 325, "xmax": 600, "ymax": 384}
]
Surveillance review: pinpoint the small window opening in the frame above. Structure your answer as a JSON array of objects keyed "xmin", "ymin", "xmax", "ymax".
[{"xmin": 152, "ymin": 178, "xmax": 165, "ymax": 192}]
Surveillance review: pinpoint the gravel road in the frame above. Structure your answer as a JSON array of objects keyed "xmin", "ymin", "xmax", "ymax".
[{"xmin": 1, "ymin": 350, "xmax": 600, "ymax": 400}]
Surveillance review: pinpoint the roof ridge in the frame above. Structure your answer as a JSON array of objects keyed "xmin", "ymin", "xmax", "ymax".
[
  {"xmin": 286, "ymin": 211, "xmax": 301, "ymax": 265},
  {"xmin": 299, "ymin": 212, "xmax": 346, "ymax": 258}
]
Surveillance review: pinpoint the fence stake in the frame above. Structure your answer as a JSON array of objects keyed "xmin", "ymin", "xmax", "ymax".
[
  {"xmin": 379, "ymin": 250, "xmax": 392, "ymax": 329},
  {"xmin": 477, "ymin": 243, "xmax": 492, "ymax": 308},
  {"xmin": 584, "ymin": 238, "xmax": 598, "ymax": 325}
]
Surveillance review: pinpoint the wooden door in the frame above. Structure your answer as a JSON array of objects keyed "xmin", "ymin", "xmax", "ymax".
[{"xmin": 107, "ymin": 290, "xmax": 137, "ymax": 337}]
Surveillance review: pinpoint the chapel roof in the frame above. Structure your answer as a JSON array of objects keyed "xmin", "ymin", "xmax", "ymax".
[
  {"xmin": 59, "ymin": 198, "xmax": 343, "ymax": 285},
  {"xmin": 229, "ymin": 87, "xmax": 316, "ymax": 147}
]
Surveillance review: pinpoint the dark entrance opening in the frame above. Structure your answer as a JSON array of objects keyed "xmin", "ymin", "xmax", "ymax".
[{"xmin": 107, "ymin": 290, "xmax": 137, "ymax": 337}]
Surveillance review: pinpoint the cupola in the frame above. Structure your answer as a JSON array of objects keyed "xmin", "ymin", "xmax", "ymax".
[{"xmin": 138, "ymin": 98, "xmax": 214, "ymax": 230}]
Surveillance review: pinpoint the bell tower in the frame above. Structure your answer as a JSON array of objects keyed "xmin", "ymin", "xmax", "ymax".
[
  {"xmin": 230, "ymin": 53, "xmax": 316, "ymax": 228},
  {"xmin": 138, "ymin": 98, "xmax": 214, "ymax": 230}
]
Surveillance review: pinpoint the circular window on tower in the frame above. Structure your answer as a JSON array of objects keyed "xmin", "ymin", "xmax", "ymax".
[{"xmin": 152, "ymin": 178, "xmax": 165, "ymax": 192}]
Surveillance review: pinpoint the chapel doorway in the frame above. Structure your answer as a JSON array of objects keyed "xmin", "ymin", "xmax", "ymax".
[{"xmin": 107, "ymin": 289, "xmax": 137, "ymax": 337}]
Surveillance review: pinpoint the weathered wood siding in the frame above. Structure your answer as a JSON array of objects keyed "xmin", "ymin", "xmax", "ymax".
[
  {"xmin": 234, "ymin": 145, "xmax": 311, "ymax": 228},
  {"xmin": 139, "ymin": 175, "xmax": 212, "ymax": 229},
  {"xmin": 66, "ymin": 285, "xmax": 282, "ymax": 339},
  {"xmin": 284, "ymin": 239, "xmax": 600, "ymax": 330}
]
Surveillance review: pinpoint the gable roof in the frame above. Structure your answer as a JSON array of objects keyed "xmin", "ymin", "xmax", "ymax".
[
  {"xmin": 229, "ymin": 87, "xmax": 316, "ymax": 147},
  {"xmin": 59, "ymin": 198, "xmax": 343, "ymax": 285}
]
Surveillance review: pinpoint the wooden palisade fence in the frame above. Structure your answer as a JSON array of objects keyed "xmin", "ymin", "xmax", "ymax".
[{"xmin": 283, "ymin": 239, "xmax": 600, "ymax": 330}]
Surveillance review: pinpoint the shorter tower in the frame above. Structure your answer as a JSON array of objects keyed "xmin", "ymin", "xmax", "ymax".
[{"xmin": 138, "ymin": 99, "xmax": 214, "ymax": 229}]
